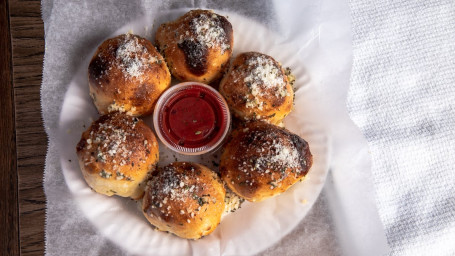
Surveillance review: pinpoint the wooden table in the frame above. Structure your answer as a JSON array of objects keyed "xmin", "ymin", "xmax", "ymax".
[{"xmin": 1, "ymin": 0, "xmax": 46, "ymax": 255}]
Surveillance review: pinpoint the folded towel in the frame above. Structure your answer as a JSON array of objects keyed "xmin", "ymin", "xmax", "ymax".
[{"xmin": 348, "ymin": 0, "xmax": 455, "ymax": 255}]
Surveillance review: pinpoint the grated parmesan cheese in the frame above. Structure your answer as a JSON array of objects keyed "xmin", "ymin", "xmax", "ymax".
[
  {"xmin": 107, "ymin": 101, "xmax": 126, "ymax": 113},
  {"xmin": 237, "ymin": 128, "xmax": 303, "ymax": 185},
  {"xmin": 191, "ymin": 13, "xmax": 230, "ymax": 54},
  {"xmin": 81, "ymin": 114, "xmax": 143, "ymax": 182},
  {"xmin": 255, "ymin": 140, "xmax": 300, "ymax": 169},
  {"xmin": 222, "ymin": 189, "xmax": 244, "ymax": 218},
  {"xmin": 115, "ymin": 34, "xmax": 158, "ymax": 81},
  {"xmin": 243, "ymin": 54, "xmax": 288, "ymax": 110},
  {"xmin": 155, "ymin": 166, "xmax": 200, "ymax": 203}
]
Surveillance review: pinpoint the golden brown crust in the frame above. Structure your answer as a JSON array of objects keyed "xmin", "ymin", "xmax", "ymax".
[
  {"xmin": 142, "ymin": 162, "xmax": 225, "ymax": 239},
  {"xmin": 155, "ymin": 9, "xmax": 233, "ymax": 84},
  {"xmin": 219, "ymin": 121, "xmax": 312, "ymax": 202},
  {"xmin": 219, "ymin": 52, "xmax": 294, "ymax": 125},
  {"xmin": 76, "ymin": 112, "xmax": 159, "ymax": 199},
  {"xmin": 88, "ymin": 34, "xmax": 171, "ymax": 116}
]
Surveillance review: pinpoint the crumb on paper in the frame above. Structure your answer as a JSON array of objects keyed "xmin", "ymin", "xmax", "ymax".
[
  {"xmin": 285, "ymin": 67, "xmax": 296, "ymax": 87},
  {"xmin": 300, "ymin": 199, "xmax": 308, "ymax": 204},
  {"xmin": 66, "ymin": 129, "xmax": 71, "ymax": 134}
]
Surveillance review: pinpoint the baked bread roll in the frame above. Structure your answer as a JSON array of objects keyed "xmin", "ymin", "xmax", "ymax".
[
  {"xmin": 142, "ymin": 162, "xmax": 225, "ymax": 239},
  {"xmin": 155, "ymin": 9, "xmax": 233, "ymax": 84},
  {"xmin": 88, "ymin": 34, "xmax": 171, "ymax": 116},
  {"xmin": 220, "ymin": 121, "xmax": 312, "ymax": 202},
  {"xmin": 219, "ymin": 52, "xmax": 294, "ymax": 124},
  {"xmin": 76, "ymin": 112, "xmax": 159, "ymax": 199}
]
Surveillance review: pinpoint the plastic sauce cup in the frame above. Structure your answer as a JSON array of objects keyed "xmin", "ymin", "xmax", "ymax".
[{"xmin": 153, "ymin": 82, "xmax": 231, "ymax": 155}]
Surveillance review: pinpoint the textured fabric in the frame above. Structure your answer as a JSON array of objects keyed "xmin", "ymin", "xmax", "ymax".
[{"xmin": 347, "ymin": 1, "xmax": 455, "ymax": 255}]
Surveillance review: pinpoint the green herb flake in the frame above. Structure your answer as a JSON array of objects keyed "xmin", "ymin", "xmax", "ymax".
[
  {"xmin": 99, "ymin": 170, "xmax": 112, "ymax": 179},
  {"xmin": 267, "ymin": 180, "xmax": 278, "ymax": 189}
]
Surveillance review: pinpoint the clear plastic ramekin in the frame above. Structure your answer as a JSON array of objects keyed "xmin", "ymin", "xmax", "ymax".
[{"xmin": 153, "ymin": 82, "xmax": 231, "ymax": 155}]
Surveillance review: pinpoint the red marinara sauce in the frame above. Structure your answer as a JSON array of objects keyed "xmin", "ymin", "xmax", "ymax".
[{"xmin": 153, "ymin": 82, "xmax": 231, "ymax": 155}]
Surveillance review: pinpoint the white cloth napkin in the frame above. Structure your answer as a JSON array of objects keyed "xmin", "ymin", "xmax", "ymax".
[{"xmin": 347, "ymin": 0, "xmax": 455, "ymax": 255}]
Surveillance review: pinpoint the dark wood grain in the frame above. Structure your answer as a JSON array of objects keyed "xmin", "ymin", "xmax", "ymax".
[
  {"xmin": 0, "ymin": 0, "xmax": 19, "ymax": 255},
  {"xmin": 8, "ymin": 0, "xmax": 46, "ymax": 255}
]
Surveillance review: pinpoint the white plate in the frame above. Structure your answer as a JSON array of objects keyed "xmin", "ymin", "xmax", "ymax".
[{"xmin": 57, "ymin": 10, "xmax": 330, "ymax": 256}]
